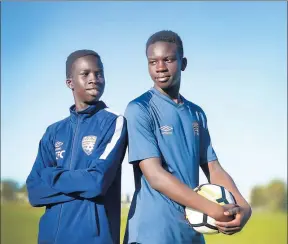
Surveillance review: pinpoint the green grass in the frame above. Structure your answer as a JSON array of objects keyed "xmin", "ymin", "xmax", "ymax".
[
  {"xmin": 2, "ymin": 203, "xmax": 287, "ymax": 244},
  {"xmin": 204, "ymin": 211, "xmax": 287, "ymax": 244},
  {"xmin": 1, "ymin": 203, "xmax": 44, "ymax": 244}
]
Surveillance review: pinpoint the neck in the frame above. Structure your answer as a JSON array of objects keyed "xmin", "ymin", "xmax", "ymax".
[
  {"xmin": 154, "ymin": 82, "xmax": 181, "ymax": 104},
  {"xmin": 74, "ymin": 100, "xmax": 98, "ymax": 112},
  {"xmin": 75, "ymin": 102, "xmax": 89, "ymax": 112}
]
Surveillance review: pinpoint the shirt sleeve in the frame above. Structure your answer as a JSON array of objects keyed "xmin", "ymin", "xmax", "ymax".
[
  {"xmin": 124, "ymin": 102, "xmax": 161, "ymax": 163},
  {"xmin": 199, "ymin": 111, "xmax": 218, "ymax": 165}
]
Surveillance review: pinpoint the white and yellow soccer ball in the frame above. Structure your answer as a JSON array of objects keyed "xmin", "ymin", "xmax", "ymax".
[{"xmin": 185, "ymin": 183, "xmax": 236, "ymax": 234}]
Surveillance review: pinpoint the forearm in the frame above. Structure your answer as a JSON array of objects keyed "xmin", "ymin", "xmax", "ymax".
[
  {"xmin": 210, "ymin": 167, "xmax": 251, "ymax": 215},
  {"xmin": 41, "ymin": 167, "xmax": 105, "ymax": 198},
  {"xmin": 150, "ymin": 169, "xmax": 231, "ymax": 221},
  {"xmin": 26, "ymin": 175, "xmax": 76, "ymax": 207}
]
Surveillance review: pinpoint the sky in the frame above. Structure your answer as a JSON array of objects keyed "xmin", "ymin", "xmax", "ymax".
[{"xmin": 1, "ymin": 1, "xmax": 287, "ymax": 200}]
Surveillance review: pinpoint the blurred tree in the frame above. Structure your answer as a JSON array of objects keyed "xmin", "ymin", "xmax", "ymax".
[
  {"xmin": 250, "ymin": 179, "xmax": 287, "ymax": 212},
  {"xmin": 265, "ymin": 179, "xmax": 287, "ymax": 212},
  {"xmin": 19, "ymin": 184, "xmax": 27, "ymax": 194},
  {"xmin": 1, "ymin": 180, "xmax": 19, "ymax": 201},
  {"xmin": 250, "ymin": 185, "xmax": 267, "ymax": 209}
]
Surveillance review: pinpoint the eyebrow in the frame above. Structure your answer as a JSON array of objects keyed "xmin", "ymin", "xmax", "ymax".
[
  {"xmin": 79, "ymin": 68, "xmax": 103, "ymax": 72},
  {"xmin": 148, "ymin": 55, "xmax": 177, "ymax": 59}
]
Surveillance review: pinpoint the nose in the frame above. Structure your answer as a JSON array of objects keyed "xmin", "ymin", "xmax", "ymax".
[
  {"xmin": 156, "ymin": 61, "xmax": 168, "ymax": 73},
  {"xmin": 88, "ymin": 73, "xmax": 104, "ymax": 84},
  {"xmin": 87, "ymin": 73, "xmax": 97, "ymax": 83}
]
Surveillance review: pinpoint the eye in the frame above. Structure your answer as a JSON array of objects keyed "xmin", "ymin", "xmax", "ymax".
[
  {"xmin": 149, "ymin": 60, "xmax": 156, "ymax": 65},
  {"xmin": 165, "ymin": 57, "xmax": 175, "ymax": 63},
  {"xmin": 96, "ymin": 71, "xmax": 104, "ymax": 78},
  {"xmin": 81, "ymin": 72, "xmax": 89, "ymax": 77}
]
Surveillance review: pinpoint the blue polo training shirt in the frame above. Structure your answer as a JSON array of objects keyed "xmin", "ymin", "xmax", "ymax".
[{"xmin": 123, "ymin": 88, "xmax": 218, "ymax": 244}]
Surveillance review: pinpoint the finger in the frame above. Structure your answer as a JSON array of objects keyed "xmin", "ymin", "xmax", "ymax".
[
  {"xmin": 215, "ymin": 218, "xmax": 241, "ymax": 227},
  {"xmin": 217, "ymin": 225, "xmax": 241, "ymax": 232},
  {"xmin": 216, "ymin": 211, "xmax": 242, "ymax": 226},
  {"xmin": 220, "ymin": 228, "xmax": 241, "ymax": 235},
  {"xmin": 220, "ymin": 229, "xmax": 241, "ymax": 235},
  {"xmin": 224, "ymin": 207, "xmax": 241, "ymax": 216}
]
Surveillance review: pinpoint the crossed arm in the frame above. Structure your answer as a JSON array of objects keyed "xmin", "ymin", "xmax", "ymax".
[{"xmin": 26, "ymin": 116, "xmax": 127, "ymax": 207}]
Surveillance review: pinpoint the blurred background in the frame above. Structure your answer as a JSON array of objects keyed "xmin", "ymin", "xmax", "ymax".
[{"xmin": 1, "ymin": 1, "xmax": 287, "ymax": 244}]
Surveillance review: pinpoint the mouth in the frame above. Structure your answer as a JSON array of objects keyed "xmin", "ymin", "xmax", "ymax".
[
  {"xmin": 86, "ymin": 87, "xmax": 103, "ymax": 96},
  {"xmin": 156, "ymin": 76, "xmax": 171, "ymax": 82},
  {"xmin": 86, "ymin": 86, "xmax": 102, "ymax": 91}
]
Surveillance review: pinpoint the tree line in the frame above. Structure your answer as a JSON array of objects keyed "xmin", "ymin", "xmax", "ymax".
[
  {"xmin": 1, "ymin": 178, "xmax": 287, "ymax": 212},
  {"xmin": 250, "ymin": 179, "xmax": 287, "ymax": 212}
]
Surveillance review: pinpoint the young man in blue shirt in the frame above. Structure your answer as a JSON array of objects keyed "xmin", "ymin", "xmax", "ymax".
[
  {"xmin": 124, "ymin": 31, "xmax": 252, "ymax": 244},
  {"xmin": 26, "ymin": 50, "xmax": 127, "ymax": 244}
]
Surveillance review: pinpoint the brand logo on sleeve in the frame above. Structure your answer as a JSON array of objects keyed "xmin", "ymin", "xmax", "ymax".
[
  {"xmin": 82, "ymin": 136, "xmax": 97, "ymax": 155},
  {"xmin": 55, "ymin": 141, "xmax": 65, "ymax": 159},
  {"xmin": 160, "ymin": 125, "xmax": 173, "ymax": 135}
]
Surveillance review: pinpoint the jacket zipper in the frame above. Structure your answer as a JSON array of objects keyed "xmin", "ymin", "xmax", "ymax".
[
  {"xmin": 54, "ymin": 116, "xmax": 80, "ymax": 243},
  {"xmin": 69, "ymin": 116, "xmax": 80, "ymax": 170}
]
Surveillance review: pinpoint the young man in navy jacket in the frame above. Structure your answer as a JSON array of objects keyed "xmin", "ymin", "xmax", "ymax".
[{"xmin": 26, "ymin": 50, "xmax": 127, "ymax": 244}]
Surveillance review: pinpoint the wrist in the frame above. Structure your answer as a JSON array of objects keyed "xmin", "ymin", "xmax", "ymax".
[{"xmin": 208, "ymin": 204, "xmax": 224, "ymax": 219}]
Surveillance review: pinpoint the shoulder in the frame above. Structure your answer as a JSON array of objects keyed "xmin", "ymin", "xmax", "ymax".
[
  {"xmin": 125, "ymin": 90, "xmax": 153, "ymax": 118},
  {"xmin": 101, "ymin": 107, "xmax": 125, "ymax": 121},
  {"xmin": 98, "ymin": 107, "xmax": 126, "ymax": 131},
  {"xmin": 190, "ymin": 101, "xmax": 206, "ymax": 115},
  {"xmin": 185, "ymin": 100, "xmax": 208, "ymax": 127},
  {"xmin": 45, "ymin": 117, "xmax": 70, "ymax": 138}
]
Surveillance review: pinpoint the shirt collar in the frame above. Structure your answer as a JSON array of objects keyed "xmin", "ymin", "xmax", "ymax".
[
  {"xmin": 150, "ymin": 87, "xmax": 187, "ymax": 108},
  {"xmin": 69, "ymin": 101, "xmax": 107, "ymax": 123}
]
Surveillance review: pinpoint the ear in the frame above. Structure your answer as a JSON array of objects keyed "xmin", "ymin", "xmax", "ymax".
[
  {"xmin": 181, "ymin": 57, "xmax": 187, "ymax": 71},
  {"xmin": 66, "ymin": 78, "xmax": 74, "ymax": 90}
]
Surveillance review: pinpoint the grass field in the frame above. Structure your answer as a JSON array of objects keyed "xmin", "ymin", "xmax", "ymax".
[{"xmin": 1, "ymin": 203, "xmax": 287, "ymax": 244}]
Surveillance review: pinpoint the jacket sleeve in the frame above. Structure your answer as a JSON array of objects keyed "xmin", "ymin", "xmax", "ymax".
[
  {"xmin": 40, "ymin": 116, "xmax": 127, "ymax": 199},
  {"xmin": 26, "ymin": 127, "xmax": 76, "ymax": 207}
]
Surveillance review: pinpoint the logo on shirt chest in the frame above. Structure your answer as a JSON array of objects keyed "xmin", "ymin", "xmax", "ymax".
[
  {"xmin": 160, "ymin": 125, "xmax": 173, "ymax": 135},
  {"xmin": 192, "ymin": 122, "xmax": 199, "ymax": 136},
  {"xmin": 82, "ymin": 136, "xmax": 97, "ymax": 155}
]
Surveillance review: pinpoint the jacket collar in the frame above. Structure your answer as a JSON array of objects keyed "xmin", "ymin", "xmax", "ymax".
[{"xmin": 69, "ymin": 101, "xmax": 107, "ymax": 123}]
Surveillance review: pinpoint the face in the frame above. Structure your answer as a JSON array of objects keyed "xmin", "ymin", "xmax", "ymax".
[
  {"xmin": 66, "ymin": 55, "xmax": 105, "ymax": 108},
  {"xmin": 147, "ymin": 41, "xmax": 187, "ymax": 91}
]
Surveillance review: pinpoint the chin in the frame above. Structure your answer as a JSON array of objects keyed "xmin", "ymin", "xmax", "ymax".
[
  {"xmin": 86, "ymin": 98, "xmax": 100, "ymax": 105},
  {"xmin": 155, "ymin": 81, "xmax": 174, "ymax": 90},
  {"xmin": 87, "ymin": 94, "xmax": 103, "ymax": 103},
  {"xmin": 87, "ymin": 90, "xmax": 103, "ymax": 100}
]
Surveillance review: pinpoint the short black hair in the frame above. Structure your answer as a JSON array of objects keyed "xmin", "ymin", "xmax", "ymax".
[
  {"xmin": 146, "ymin": 30, "xmax": 184, "ymax": 58},
  {"xmin": 66, "ymin": 49, "xmax": 101, "ymax": 78}
]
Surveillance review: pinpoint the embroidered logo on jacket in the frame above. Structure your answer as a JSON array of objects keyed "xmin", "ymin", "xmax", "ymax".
[
  {"xmin": 160, "ymin": 125, "xmax": 173, "ymax": 135},
  {"xmin": 82, "ymin": 136, "xmax": 97, "ymax": 155},
  {"xmin": 55, "ymin": 141, "xmax": 65, "ymax": 159},
  {"xmin": 192, "ymin": 122, "xmax": 199, "ymax": 136}
]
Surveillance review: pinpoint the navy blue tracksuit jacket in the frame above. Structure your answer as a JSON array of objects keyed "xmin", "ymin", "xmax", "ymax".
[{"xmin": 26, "ymin": 102, "xmax": 127, "ymax": 244}]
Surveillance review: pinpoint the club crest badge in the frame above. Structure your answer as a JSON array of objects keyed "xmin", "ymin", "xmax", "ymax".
[
  {"xmin": 192, "ymin": 122, "xmax": 199, "ymax": 136},
  {"xmin": 82, "ymin": 136, "xmax": 97, "ymax": 155}
]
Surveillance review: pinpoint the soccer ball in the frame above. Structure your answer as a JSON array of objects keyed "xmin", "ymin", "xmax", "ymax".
[{"xmin": 185, "ymin": 183, "xmax": 236, "ymax": 234}]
